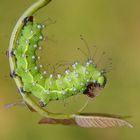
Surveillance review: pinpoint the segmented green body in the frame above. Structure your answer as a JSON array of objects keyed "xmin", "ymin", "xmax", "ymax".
[{"xmin": 13, "ymin": 20, "xmax": 106, "ymax": 106}]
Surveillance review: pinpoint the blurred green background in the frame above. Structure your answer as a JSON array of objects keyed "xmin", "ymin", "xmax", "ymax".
[{"xmin": 0, "ymin": 0, "xmax": 140, "ymax": 140}]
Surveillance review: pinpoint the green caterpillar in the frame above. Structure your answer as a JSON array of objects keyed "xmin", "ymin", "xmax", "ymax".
[
  {"xmin": 8, "ymin": 0, "xmax": 132, "ymax": 128},
  {"xmin": 11, "ymin": 15, "xmax": 106, "ymax": 106}
]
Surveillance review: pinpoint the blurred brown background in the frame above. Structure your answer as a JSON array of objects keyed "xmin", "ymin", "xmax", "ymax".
[{"xmin": 0, "ymin": 0, "xmax": 140, "ymax": 140}]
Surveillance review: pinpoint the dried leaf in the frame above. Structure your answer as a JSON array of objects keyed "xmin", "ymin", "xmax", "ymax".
[
  {"xmin": 4, "ymin": 100, "xmax": 36, "ymax": 112},
  {"xmin": 39, "ymin": 117, "xmax": 76, "ymax": 125},
  {"xmin": 4, "ymin": 100, "xmax": 24, "ymax": 109},
  {"xmin": 75, "ymin": 115, "xmax": 133, "ymax": 128}
]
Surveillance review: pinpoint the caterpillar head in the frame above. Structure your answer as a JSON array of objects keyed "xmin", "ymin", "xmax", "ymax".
[{"xmin": 83, "ymin": 72, "xmax": 107, "ymax": 98}]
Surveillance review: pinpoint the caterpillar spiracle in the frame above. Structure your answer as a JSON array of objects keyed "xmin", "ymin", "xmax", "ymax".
[
  {"xmin": 8, "ymin": 0, "xmax": 133, "ymax": 128},
  {"xmin": 10, "ymin": 15, "xmax": 106, "ymax": 106}
]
